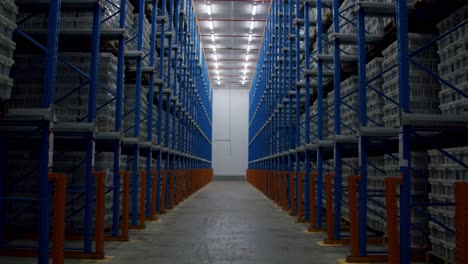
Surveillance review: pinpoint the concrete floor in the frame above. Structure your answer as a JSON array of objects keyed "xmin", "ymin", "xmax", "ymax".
[{"xmin": 1, "ymin": 179, "xmax": 349, "ymax": 264}]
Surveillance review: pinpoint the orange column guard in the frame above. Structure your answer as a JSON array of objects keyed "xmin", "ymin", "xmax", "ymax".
[
  {"xmin": 49, "ymin": 173, "xmax": 66, "ymax": 264},
  {"xmin": 325, "ymin": 173, "xmax": 335, "ymax": 241},
  {"xmin": 297, "ymin": 172, "xmax": 304, "ymax": 222},
  {"xmin": 138, "ymin": 171, "xmax": 146, "ymax": 228},
  {"xmin": 308, "ymin": 172, "xmax": 320, "ymax": 231},
  {"xmin": 120, "ymin": 171, "xmax": 130, "ymax": 240},
  {"xmin": 348, "ymin": 175, "xmax": 360, "ymax": 257},
  {"xmin": 290, "ymin": 171, "xmax": 296, "ymax": 216},
  {"xmin": 148, "ymin": 170, "xmax": 158, "ymax": 220},
  {"xmin": 160, "ymin": 170, "xmax": 167, "ymax": 213},
  {"xmin": 385, "ymin": 176, "xmax": 402, "ymax": 264},
  {"xmin": 93, "ymin": 172, "xmax": 106, "ymax": 259},
  {"xmin": 168, "ymin": 170, "xmax": 174, "ymax": 209}
]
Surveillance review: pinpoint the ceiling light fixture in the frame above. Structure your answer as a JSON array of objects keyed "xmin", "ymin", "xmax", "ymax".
[
  {"xmin": 211, "ymin": 33, "xmax": 215, "ymax": 42},
  {"xmin": 245, "ymin": 54, "xmax": 249, "ymax": 61},
  {"xmin": 209, "ymin": 20, "xmax": 214, "ymax": 30},
  {"xmin": 243, "ymin": 69, "xmax": 247, "ymax": 75},
  {"xmin": 243, "ymin": 75, "xmax": 246, "ymax": 81},
  {"xmin": 247, "ymin": 44, "xmax": 251, "ymax": 52},
  {"xmin": 244, "ymin": 63, "xmax": 248, "ymax": 69},
  {"xmin": 248, "ymin": 34, "xmax": 252, "ymax": 42},
  {"xmin": 218, "ymin": 81, "xmax": 221, "ymax": 85},
  {"xmin": 252, "ymin": 5, "xmax": 257, "ymax": 16},
  {"xmin": 212, "ymin": 45, "xmax": 216, "ymax": 52},
  {"xmin": 215, "ymin": 70, "xmax": 220, "ymax": 75},
  {"xmin": 249, "ymin": 21, "xmax": 254, "ymax": 30},
  {"xmin": 207, "ymin": 4, "xmax": 212, "ymax": 15},
  {"xmin": 242, "ymin": 81, "xmax": 245, "ymax": 85},
  {"xmin": 215, "ymin": 62, "xmax": 219, "ymax": 69},
  {"xmin": 214, "ymin": 54, "xmax": 218, "ymax": 61}
]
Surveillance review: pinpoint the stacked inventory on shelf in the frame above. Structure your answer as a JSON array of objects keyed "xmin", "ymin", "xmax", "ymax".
[
  {"xmin": 11, "ymin": 52, "xmax": 118, "ymax": 131},
  {"xmin": 427, "ymin": 146, "xmax": 468, "ymax": 262},
  {"xmin": 428, "ymin": 8, "xmax": 468, "ymax": 257},
  {"xmin": 436, "ymin": 5, "xmax": 468, "ymax": 115},
  {"xmin": 382, "ymin": 33, "xmax": 441, "ymax": 127},
  {"xmin": 0, "ymin": 0, "xmax": 17, "ymax": 100},
  {"xmin": 366, "ymin": 155, "xmax": 386, "ymax": 232},
  {"xmin": 366, "ymin": 58, "xmax": 385, "ymax": 127}
]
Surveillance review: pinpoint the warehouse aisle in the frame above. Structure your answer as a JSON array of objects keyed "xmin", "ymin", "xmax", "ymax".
[
  {"xmin": 0, "ymin": 179, "xmax": 348, "ymax": 264},
  {"xmin": 86, "ymin": 179, "xmax": 346, "ymax": 264}
]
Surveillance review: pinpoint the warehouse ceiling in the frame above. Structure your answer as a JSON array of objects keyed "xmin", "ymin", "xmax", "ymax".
[{"xmin": 193, "ymin": 0, "xmax": 270, "ymax": 90}]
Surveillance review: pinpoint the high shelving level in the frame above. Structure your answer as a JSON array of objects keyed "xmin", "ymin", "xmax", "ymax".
[
  {"xmin": 247, "ymin": 0, "xmax": 467, "ymax": 263},
  {"xmin": 0, "ymin": 0, "xmax": 213, "ymax": 263}
]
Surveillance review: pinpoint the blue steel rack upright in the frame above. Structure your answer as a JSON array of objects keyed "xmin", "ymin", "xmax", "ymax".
[{"xmin": 0, "ymin": 1, "xmax": 61, "ymax": 263}]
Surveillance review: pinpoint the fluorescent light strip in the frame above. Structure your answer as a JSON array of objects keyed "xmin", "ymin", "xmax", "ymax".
[
  {"xmin": 252, "ymin": 5, "xmax": 257, "ymax": 16},
  {"xmin": 212, "ymin": 45, "xmax": 216, "ymax": 52},
  {"xmin": 249, "ymin": 21, "xmax": 254, "ymax": 30},
  {"xmin": 211, "ymin": 34, "xmax": 215, "ymax": 42},
  {"xmin": 245, "ymin": 54, "xmax": 249, "ymax": 61},
  {"xmin": 215, "ymin": 62, "xmax": 219, "ymax": 69},
  {"xmin": 244, "ymin": 63, "xmax": 248, "ymax": 69},
  {"xmin": 209, "ymin": 21, "xmax": 214, "ymax": 30},
  {"xmin": 215, "ymin": 69, "xmax": 220, "ymax": 75},
  {"xmin": 218, "ymin": 81, "xmax": 221, "ymax": 85},
  {"xmin": 242, "ymin": 81, "xmax": 245, "ymax": 85},
  {"xmin": 207, "ymin": 4, "xmax": 212, "ymax": 15},
  {"xmin": 248, "ymin": 34, "xmax": 252, "ymax": 42},
  {"xmin": 247, "ymin": 44, "xmax": 251, "ymax": 52}
]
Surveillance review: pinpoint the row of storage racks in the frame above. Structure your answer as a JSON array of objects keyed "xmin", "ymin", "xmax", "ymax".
[
  {"xmin": 0, "ymin": 0, "xmax": 214, "ymax": 263},
  {"xmin": 247, "ymin": 0, "xmax": 467, "ymax": 263}
]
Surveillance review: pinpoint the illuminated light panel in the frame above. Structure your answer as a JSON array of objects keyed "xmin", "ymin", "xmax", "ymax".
[
  {"xmin": 247, "ymin": 44, "xmax": 251, "ymax": 52},
  {"xmin": 207, "ymin": 4, "xmax": 212, "ymax": 15},
  {"xmin": 209, "ymin": 21, "xmax": 214, "ymax": 30},
  {"xmin": 249, "ymin": 21, "xmax": 254, "ymax": 30},
  {"xmin": 252, "ymin": 5, "xmax": 257, "ymax": 16},
  {"xmin": 248, "ymin": 34, "xmax": 252, "ymax": 42},
  {"xmin": 211, "ymin": 34, "xmax": 215, "ymax": 42}
]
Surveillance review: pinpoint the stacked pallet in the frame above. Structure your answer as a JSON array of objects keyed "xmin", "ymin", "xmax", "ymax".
[
  {"xmin": 11, "ymin": 53, "xmax": 118, "ymax": 132},
  {"xmin": 436, "ymin": 4, "xmax": 468, "ymax": 116},
  {"xmin": 327, "ymin": 76, "xmax": 359, "ymax": 136},
  {"xmin": 382, "ymin": 34, "xmax": 440, "ymax": 127},
  {"xmin": 366, "ymin": 155, "xmax": 386, "ymax": 232},
  {"xmin": 427, "ymin": 146, "xmax": 468, "ymax": 263},
  {"xmin": 16, "ymin": 0, "xmax": 134, "ymax": 34},
  {"xmin": 0, "ymin": 0, "xmax": 17, "ymax": 100},
  {"xmin": 384, "ymin": 152, "xmax": 431, "ymax": 247},
  {"xmin": 366, "ymin": 57, "xmax": 385, "ymax": 126}
]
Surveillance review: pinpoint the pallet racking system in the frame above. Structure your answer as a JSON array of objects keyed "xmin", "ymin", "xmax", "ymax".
[
  {"xmin": 0, "ymin": 0, "xmax": 213, "ymax": 263},
  {"xmin": 247, "ymin": 0, "xmax": 468, "ymax": 263}
]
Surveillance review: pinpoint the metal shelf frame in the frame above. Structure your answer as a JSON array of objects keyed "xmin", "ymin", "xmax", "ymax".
[
  {"xmin": 248, "ymin": 0, "xmax": 468, "ymax": 263},
  {"xmin": 0, "ymin": 0, "xmax": 213, "ymax": 262}
]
